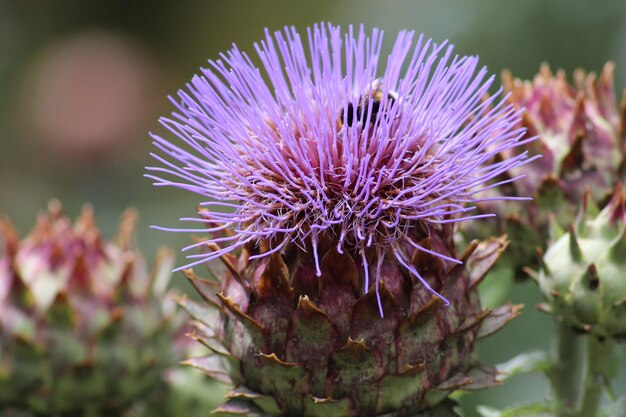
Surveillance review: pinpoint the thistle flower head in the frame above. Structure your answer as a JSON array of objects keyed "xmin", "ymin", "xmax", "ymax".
[
  {"xmin": 502, "ymin": 62, "xmax": 623, "ymax": 200},
  {"xmin": 148, "ymin": 23, "xmax": 530, "ymax": 310},
  {"xmin": 0, "ymin": 202, "xmax": 183, "ymax": 415},
  {"xmin": 150, "ymin": 24, "xmax": 530, "ymax": 416}
]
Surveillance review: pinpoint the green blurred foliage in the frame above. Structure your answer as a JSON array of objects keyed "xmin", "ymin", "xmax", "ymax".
[{"xmin": 1, "ymin": 0, "xmax": 625, "ymax": 414}]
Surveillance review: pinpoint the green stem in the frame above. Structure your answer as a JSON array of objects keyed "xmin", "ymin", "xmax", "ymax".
[
  {"xmin": 550, "ymin": 320, "xmax": 583, "ymax": 417},
  {"xmin": 579, "ymin": 336, "xmax": 614, "ymax": 417}
]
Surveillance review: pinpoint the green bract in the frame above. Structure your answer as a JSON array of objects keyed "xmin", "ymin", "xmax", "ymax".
[
  {"xmin": 0, "ymin": 202, "xmax": 182, "ymax": 416},
  {"xmin": 536, "ymin": 186, "xmax": 626, "ymax": 339},
  {"xmin": 181, "ymin": 229, "xmax": 520, "ymax": 417}
]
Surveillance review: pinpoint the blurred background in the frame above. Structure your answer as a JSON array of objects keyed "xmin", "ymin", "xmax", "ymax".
[{"xmin": 1, "ymin": 0, "xmax": 625, "ymax": 413}]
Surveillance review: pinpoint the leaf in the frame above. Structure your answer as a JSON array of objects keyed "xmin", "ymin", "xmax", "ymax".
[
  {"xmin": 495, "ymin": 351, "xmax": 551, "ymax": 381},
  {"xmin": 478, "ymin": 303, "xmax": 523, "ymax": 339},
  {"xmin": 226, "ymin": 386, "xmax": 282, "ymax": 417},
  {"xmin": 476, "ymin": 406, "xmax": 501, "ymax": 417},
  {"xmin": 212, "ymin": 398, "xmax": 270, "ymax": 416},
  {"xmin": 476, "ymin": 402, "xmax": 555, "ymax": 417},
  {"xmin": 605, "ymin": 395, "xmax": 626, "ymax": 417},
  {"xmin": 467, "ymin": 236, "xmax": 509, "ymax": 289},
  {"xmin": 477, "ymin": 261, "xmax": 515, "ymax": 309}
]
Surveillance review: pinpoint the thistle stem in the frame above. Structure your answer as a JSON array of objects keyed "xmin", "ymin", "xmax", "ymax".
[
  {"xmin": 579, "ymin": 336, "xmax": 614, "ymax": 417},
  {"xmin": 550, "ymin": 320, "xmax": 583, "ymax": 416}
]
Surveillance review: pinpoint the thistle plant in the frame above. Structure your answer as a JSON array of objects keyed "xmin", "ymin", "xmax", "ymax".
[
  {"xmin": 472, "ymin": 64, "xmax": 626, "ymax": 417},
  {"xmin": 147, "ymin": 24, "xmax": 534, "ymax": 416},
  {"xmin": 522, "ymin": 185, "xmax": 626, "ymax": 417},
  {"xmin": 0, "ymin": 202, "xmax": 183, "ymax": 416}
]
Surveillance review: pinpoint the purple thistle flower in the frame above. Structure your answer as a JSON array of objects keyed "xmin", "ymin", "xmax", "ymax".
[{"xmin": 147, "ymin": 23, "xmax": 532, "ymax": 315}]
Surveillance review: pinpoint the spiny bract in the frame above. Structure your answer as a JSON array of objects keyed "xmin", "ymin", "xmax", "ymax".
[
  {"xmin": 536, "ymin": 185, "xmax": 626, "ymax": 340},
  {"xmin": 0, "ymin": 202, "xmax": 182, "ymax": 416},
  {"xmin": 181, "ymin": 232, "xmax": 520, "ymax": 416}
]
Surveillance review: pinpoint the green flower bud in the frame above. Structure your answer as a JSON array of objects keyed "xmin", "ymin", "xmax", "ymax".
[{"xmin": 537, "ymin": 185, "xmax": 626, "ymax": 339}]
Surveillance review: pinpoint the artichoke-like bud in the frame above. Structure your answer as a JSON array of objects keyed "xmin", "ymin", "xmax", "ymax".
[
  {"xmin": 472, "ymin": 63, "xmax": 626, "ymax": 276},
  {"xmin": 502, "ymin": 62, "xmax": 623, "ymax": 203},
  {"xmin": 536, "ymin": 184, "xmax": 626, "ymax": 339},
  {"xmin": 180, "ymin": 232, "xmax": 519, "ymax": 417},
  {"xmin": 148, "ymin": 24, "xmax": 532, "ymax": 416},
  {"xmin": 0, "ymin": 202, "xmax": 182, "ymax": 416}
]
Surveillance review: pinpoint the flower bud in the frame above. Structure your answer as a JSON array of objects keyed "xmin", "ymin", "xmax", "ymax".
[
  {"xmin": 537, "ymin": 185, "xmax": 626, "ymax": 339},
  {"xmin": 0, "ymin": 202, "xmax": 183, "ymax": 415}
]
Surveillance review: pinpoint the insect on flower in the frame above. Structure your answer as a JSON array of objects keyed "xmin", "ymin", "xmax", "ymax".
[{"xmin": 340, "ymin": 78, "xmax": 399, "ymax": 128}]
